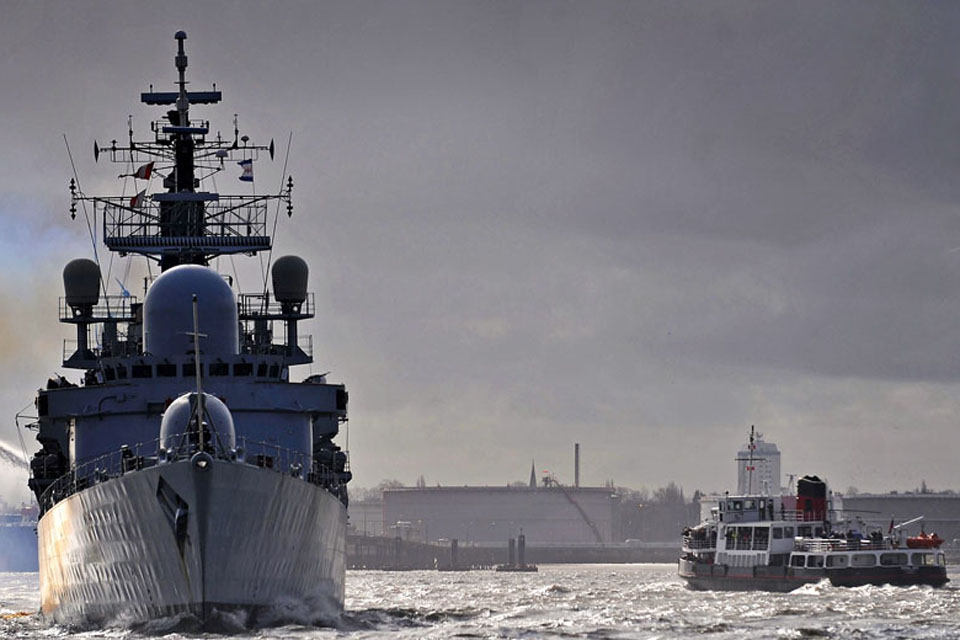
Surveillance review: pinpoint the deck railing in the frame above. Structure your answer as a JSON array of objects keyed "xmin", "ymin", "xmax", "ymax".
[
  {"xmin": 682, "ymin": 536, "xmax": 716, "ymax": 550},
  {"xmin": 794, "ymin": 538, "xmax": 886, "ymax": 552},
  {"xmin": 38, "ymin": 432, "xmax": 348, "ymax": 513}
]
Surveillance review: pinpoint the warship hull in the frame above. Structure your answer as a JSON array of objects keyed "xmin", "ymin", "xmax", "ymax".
[{"xmin": 38, "ymin": 459, "xmax": 346, "ymax": 625}]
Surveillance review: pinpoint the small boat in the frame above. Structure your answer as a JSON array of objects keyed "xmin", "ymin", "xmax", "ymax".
[{"xmin": 906, "ymin": 532, "xmax": 944, "ymax": 549}]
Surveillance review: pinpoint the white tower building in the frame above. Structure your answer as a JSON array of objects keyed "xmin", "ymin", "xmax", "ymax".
[{"xmin": 736, "ymin": 428, "xmax": 781, "ymax": 495}]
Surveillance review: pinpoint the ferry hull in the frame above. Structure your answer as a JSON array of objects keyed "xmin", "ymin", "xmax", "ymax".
[
  {"xmin": 678, "ymin": 558, "xmax": 949, "ymax": 592},
  {"xmin": 38, "ymin": 459, "xmax": 346, "ymax": 625}
]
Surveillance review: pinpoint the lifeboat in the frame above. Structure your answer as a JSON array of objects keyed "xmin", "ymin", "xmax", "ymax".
[{"xmin": 906, "ymin": 532, "xmax": 943, "ymax": 549}]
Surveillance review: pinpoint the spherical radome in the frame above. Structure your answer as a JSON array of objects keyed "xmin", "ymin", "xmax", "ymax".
[{"xmin": 143, "ymin": 265, "xmax": 238, "ymax": 357}]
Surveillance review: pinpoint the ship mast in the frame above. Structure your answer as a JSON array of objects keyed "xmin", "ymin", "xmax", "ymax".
[{"xmin": 71, "ymin": 30, "xmax": 292, "ymax": 272}]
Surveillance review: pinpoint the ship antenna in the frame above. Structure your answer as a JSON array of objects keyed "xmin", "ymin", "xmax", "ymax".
[
  {"xmin": 191, "ymin": 294, "xmax": 205, "ymax": 452},
  {"xmin": 747, "ymin": 425, "xmax": 755, "ymax": 494},
  {"xmin": 175, "ymin": 31, "xmax": 190, "ymax": 128}
]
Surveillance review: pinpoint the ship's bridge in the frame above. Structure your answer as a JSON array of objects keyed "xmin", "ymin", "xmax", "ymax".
[{"xmin": 717, "ymin": 495, "xmax": 780, "ymax": 523}]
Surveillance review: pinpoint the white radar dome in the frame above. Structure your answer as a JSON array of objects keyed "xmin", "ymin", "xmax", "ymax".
[
  {"xmin": 143, "ymin": 265, "xmax": 238, "ymax": 357},
  {"xmin": 160, "ymin": 392, "xmax": 236, "ymax": 452}
]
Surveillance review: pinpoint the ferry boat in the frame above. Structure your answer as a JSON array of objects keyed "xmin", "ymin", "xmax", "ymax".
[
  {"xmin": 24, "ymin": 32, "xmax": 351, "ymax": 624},
  {"xmin": 679, "ymin": 468, "xmax": 948, "ymax": 591}
]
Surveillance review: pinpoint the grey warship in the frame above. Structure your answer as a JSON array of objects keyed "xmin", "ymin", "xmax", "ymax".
[{"xmin": 25, "ymin": 31, "xmax": 351, "ymax": 624}]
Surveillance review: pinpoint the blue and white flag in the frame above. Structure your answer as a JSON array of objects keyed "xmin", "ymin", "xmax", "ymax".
[{"xmin": 238, "ymin": 159, "xmax": 254, "ymax": 182}]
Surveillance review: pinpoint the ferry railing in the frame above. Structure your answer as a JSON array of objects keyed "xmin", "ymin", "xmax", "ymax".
[
  {"xmin": 780, "ymin": 509, "xmax": 828, "ymax": 522},
  {"xmin": 38, "ymin": 433, "xmax": 348, "ymax": 514},
  {"xmin": 794, "ymin": 538, "xmax": 886, "ymax": 552},
  {"xmin": 681, "ymin": 536, "xmax": 716, "ymax": 550}
]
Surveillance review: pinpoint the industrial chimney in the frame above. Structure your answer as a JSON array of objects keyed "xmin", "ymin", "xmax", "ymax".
[{"xmin": 574, "ymin": 442, "xmax": 580, "ymax": 488}]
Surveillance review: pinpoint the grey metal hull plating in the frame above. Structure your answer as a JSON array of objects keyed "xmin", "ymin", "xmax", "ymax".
[{"xmin": 38, "ymin": 459, "xmax": 346, "ymax": 625}]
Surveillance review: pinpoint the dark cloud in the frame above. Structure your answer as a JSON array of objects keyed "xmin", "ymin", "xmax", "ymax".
[{"xmin": 1, "ymin": 1, "xmax": 960, "ymax": 495}]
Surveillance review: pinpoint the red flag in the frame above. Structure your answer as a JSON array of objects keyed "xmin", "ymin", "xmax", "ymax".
[
  {"xmin": 129, "ymin": 189, "xmax": 146, "ymax": 209},
  {"xmin": 119, "ymin": 161, "xmax": 154, "ymax": 180}
]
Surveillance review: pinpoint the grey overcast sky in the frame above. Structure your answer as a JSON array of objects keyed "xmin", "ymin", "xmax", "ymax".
[{"xmin": 2, "ymin": 0, "xmax": 960, "ymax": 502}]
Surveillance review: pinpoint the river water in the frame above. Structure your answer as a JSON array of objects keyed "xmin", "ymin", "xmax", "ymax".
[{"xmin": 2, "ymin": 564, "xmax": 959, "ymax": 639}]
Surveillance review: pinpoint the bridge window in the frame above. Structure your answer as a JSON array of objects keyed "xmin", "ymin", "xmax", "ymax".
[
  {"xmin": 157, "ymin": 364, "xmax": 177, "ymax": 377},
  {"xmin": 233, "ymin": 362, "xmax": 253, "ymax": 376},
  {"xmin": 210, "ymin": 362, "xmax": 229, "ymax": 376},
  {"xmin": 257, "ymin": 363, "xmax": 268, "ymax": 377},
  {"xmin": 115, "ymin": 366, "xmax": 128, "ymax": 379}
]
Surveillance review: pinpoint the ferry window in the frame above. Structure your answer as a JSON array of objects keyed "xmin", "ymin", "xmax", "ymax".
[
  {"xmin": 257, "ymin": 363, "xmax": 268, "ymax": 377},
  {"xmin": 736, "ymin": 528, "xmax": 753, "ymax": 551},
  {"xmin": 733, "ymin": 501, "xmax": 743, "ymax": 511},
  {"xmin": 183, "ymin": 363, "xmax": 196, "ymax": 377},
  {"xmin": 798, "ymin": 526, "xmax": 813, "ymax": 537},
  {"xmin": 791, "ymin": 555, "xmax": 805, "ymax": 567},
  {"xmin": 132, "ymin": 364, "xmax": 152, "ymax": 378},
  {"xmin": 233, "ymin": 363, "xmax": 253, "ymax": 376},
  {"xmin": 938, "ymin": 553, "xmax": 946, "ymax": 566},
  {"xmin": 210, "ymin": 362, "xmax": 229, "ymax": 376},
  {"xmin": 758, "ymin": 499, "xmax": 766, "ymax": 510},
  {"xmin": 744, "ymin": 500, "xmax": 756, "ymax": 510},
  {"xmin": 851, "ymin": 554, "xmax": 876, "ymax": 567},
  {"xmin": 157, "ymin": 364, "xmax": 177, "ymax": 377},
  {"xmin": 911, "ymin": 553, "xmax": 935, "ymax": 566},
  {"xmin": 115, "ymin": 366, "xmax": 128, "ymax": 379},
  {"xmin": 806, "ymin": 555, "xmax": 824, "ymax": 568},
  {"xmin": 880, "ymin": 553, "xmax": 907, "ymax": 566},
  {"xmin": 826, "ymin": 555, "xmax": 848, "ymax": 568},
  {"xmin": 753, "ymin": 527, "xmax": 769, "ymax": 551},
  {"xmin": 769, "ymin": 553, "xmax": 789, "ymax": 567},
  {"xmin": 783, "ymin": 526, "xmax": 794, "ymax": 538},
  {"xmin": 725, "ymin": 528, "xmax": 737, "ymax": 547},
  {"xmin": 772, "ymin": 527, "xmax": 783, "ymax": 539}
]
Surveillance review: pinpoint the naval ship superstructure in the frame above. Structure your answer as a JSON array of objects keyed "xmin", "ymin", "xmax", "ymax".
[{"xmin": 26, "ymin": 32, "xmax": 351, "ymax": 624}]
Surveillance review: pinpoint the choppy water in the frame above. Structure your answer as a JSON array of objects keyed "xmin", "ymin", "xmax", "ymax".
[{"xmin": 2, "ymin": 564, "xmax": 960, "ymax": 639}]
